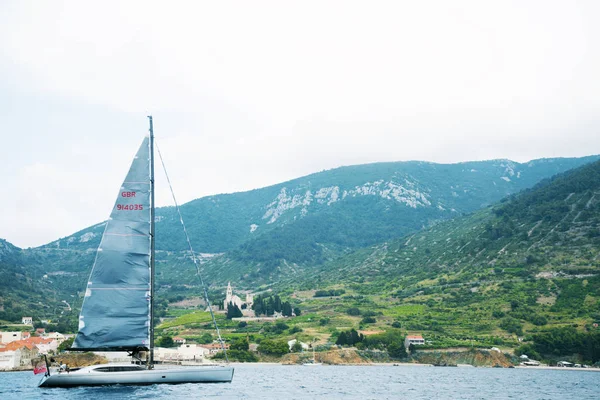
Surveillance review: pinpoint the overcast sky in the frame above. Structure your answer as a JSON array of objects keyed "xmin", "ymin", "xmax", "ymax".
[{"xmin": 1, "ymin": 0, "xmax": 599, "ymax": 248}]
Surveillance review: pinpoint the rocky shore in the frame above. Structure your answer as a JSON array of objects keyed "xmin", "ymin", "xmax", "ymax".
[{"xmin": 281, "ymin": 348, "xmax": 517, "ymax": 367}]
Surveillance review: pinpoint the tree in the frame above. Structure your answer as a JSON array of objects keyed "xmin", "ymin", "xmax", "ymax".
[
  {"xmin": 213, "ymin": 349, "xmax": 258, "ymax": 362},
  {"xmin": 226, "ymin": 302, "xmax": 243, "ymax": 319},
  {"xmin": 349, "ymin": 329, "xmax": 362, "ymax": 345},
  {"xmin": 346, "ymin": 307, "xmax": 361, "ymax": 316},
  {"xmin": 158, "ymin": 335, "xmax": 175, "ymax": 348},
  {"xmin": 514, "ymin": 343, "xmax": 541, "ymax": 361},
  {"xmin": 252, "ymin": 294, "xmax": 300, "ymax": 317},
  {"xmin": 289, "ymin": 326, "xmax": 303, "ymax": 334},
  {"xmin": 530, "ymin": 314, "xmax": 547, "ymax": 326},
  {"xmin": 275, "ymin": 321, "xmax": 289, "ymax": 331},
  {"xmin": 231, "ymin": 338, "xmax": 249, "ymax": 352},
  {"xmin": 282, "ymin": 302, "xmax": 293, "ymax": 317},
  {"xmin": 274, "ymin": 295, "xmax": 282, "ymax": 313},
  {"xmin": 198, "ymin": 332, "xmax": 213, "ymax": 344},
  {"xmin": 258, "ymin": 339, "xmax": 289, "ymax": 355},
  {"xmin": 361, "ymin": 316, "xmax": 376, "ymax": 324},
  {"xmin": 499, "ymin": 317, "xmax": 523, "ymax": 336},
  {"xmin": 387, "ymin": 342, "xmax": 407, "ymax": 359},
  {"xmin": 335, "ymin": 329, "xmax": 364, "ymax": 346},
  {"xmin": 335, "ymin": 331, "xmax": 347, "ymax": 346},
  {"xmin": 291, "ymin": 341, "xmax": 303, "ymax": 353},
  {"xmin": 58, "ymin": 337, "xmax": 74, "ymax": 352},
  {"xmin": 293, "ymin": 307, "xmax": 302, "ymax": 316}
]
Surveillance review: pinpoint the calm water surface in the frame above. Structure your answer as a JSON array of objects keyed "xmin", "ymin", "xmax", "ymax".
[{"xmin": 1, "ymin": 364, "xmax": 599, "ymax": 399}]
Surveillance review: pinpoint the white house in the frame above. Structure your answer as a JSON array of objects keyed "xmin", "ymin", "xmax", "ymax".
[
  {"xmin": 34, "ymin": 339, "xmax": 58, "ymax": 355},
  {"xmin": 198, "ymin": 342, "xmax": 230, "ymax": 355},
  {"xmin": 0, "ymin": 332, "xmax": 23, "ymax": 344},
  {"xmin": 21, "ymin": 317, "xmax": 33, "ymax": 325},
  {"xmin": 0, "ymin": 348, "xmax": 21, "ymax": 370},
  {"xmin": 154, "ymin": 347, "xmax": 181, "ymax": 362},
  {"xmin": 178, "ymin": 344, "xmax": 210, "ymax": 360},
  {"xmin": 405, "ymin": 335, "xmax": 425, "ymax": 349},
  {"xmin": 46, "ymin": 332, "xmax": 66, "ymax": 343},
  {"xmin": 173, "ymin": 336, "xmax": 186, "ymax": 345},
  {"xmin": 287, "ymin": 339, "xmax": 310, "ymax": 351},
  {"xmin": 0, "ymin": 341, "xmax": 39, "ymax": 368},
  {"xmin": 154, "ymin": 344, "xmax": 210, "ymax": 362}
]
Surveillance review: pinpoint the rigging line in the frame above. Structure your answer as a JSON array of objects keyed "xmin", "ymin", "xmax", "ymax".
[{"xmin": 155, "ymin": 140, "xmax": 229, "ymax": 363}]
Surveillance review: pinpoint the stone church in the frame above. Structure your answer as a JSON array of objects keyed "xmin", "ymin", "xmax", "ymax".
[{"xmin": 223, "ymin": 282, "xmax": 254, "ymax": 315}]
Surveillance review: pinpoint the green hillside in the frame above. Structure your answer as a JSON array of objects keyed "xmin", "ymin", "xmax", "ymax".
[
  {"xmin": 315, "ymin": 159, "xmax": 600, "ymax": 289},
  {"xmin": 0, "ymin": 239, "xmax": 77, "ymax": 330},
  {"xmin": 274, "ymin": 160, "xmax": 600, "ymax": 361},
  {"xmin": 41, "ymin": 155, "xmax": 599, "ymax": 256},
  {"xmin": 6, "ymin": 155, "xmax": 593, "ymax": 317},
  {"xmin": 2, "ymin": 155, "xmax": 600, "ymax": 358},
  {"xmin": 192, "ymin": 156, "xmax": 600, "ymax": 283}
]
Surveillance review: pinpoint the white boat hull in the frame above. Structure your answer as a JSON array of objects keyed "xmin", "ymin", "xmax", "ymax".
[{"xmin": 39, "ymin": 365, "xmax": 234, "ymax": 387}]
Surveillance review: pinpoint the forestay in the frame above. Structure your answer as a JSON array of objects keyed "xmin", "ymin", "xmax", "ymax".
[{"xmin": 73, "ymin": 137, "xmax": 152, "ymax": 351}]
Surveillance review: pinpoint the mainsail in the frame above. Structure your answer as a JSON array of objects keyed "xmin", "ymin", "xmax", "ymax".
[{"xmin": 73, "ymin": 137, "xmax": 152, "ymax": 350}]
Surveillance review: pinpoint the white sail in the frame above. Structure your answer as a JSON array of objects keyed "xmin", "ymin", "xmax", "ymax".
[{"xmin": 73, "ymin": 137, "xmax": 152, "ymax": 351}]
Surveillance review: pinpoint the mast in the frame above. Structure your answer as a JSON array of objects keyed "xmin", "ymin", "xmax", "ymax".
[{"xmin": 148, "ymin": 115, "xmax": 156, "ymax": 368}]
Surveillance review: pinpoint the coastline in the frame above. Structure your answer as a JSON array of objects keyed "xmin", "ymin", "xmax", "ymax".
[
  {"xmin": 3, "ymin": 362, "xmax": 600, "ymax": 372},
  {"xmin": 262, "ymin": 361, "xmax": 600, "ymax": 372},
  {"xmin": 514, "ymin": 365, "xmax": 600, "ymax": 372},
  {"xmin": 0, "ymin": 368, "xmax": 34, "ymax": 373}
]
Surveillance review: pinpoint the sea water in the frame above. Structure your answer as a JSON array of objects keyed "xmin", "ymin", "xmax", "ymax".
[{"xmin": 1, "ymin": 364, "xmax": 599, "ymax": 399}]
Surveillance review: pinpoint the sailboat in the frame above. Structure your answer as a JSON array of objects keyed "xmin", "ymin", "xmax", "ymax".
[{"xmin": 38, "ymin": 117, "xmax": 234, "ymax": 387}]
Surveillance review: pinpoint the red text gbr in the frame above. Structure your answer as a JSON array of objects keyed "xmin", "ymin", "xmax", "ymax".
[{"xmin": 121, "ymin": 191, "xmax": 137, "ymax": 197}]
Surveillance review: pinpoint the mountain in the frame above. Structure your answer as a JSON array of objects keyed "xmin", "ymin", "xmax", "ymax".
[
  {"xmin": 198, "ymin": 156, "xmax": 600, "ymax": 282},
  {"xmin": 0, "ymin": 239, "xmax": 75, "ymax": 328},
  {"xmin": 3, "ymin": 155, "xmax": 599, "ymax": 326},
  {"xmin": 297, "ymin": 159, "xmax": 600, "ymax": 339},
  {"xmin": 315, "ymin": 158, "xmax": 600, "ymax": 288},
  {"xmin": 42, "ymin": 156, "xmax": 599, "ymax": 256}
]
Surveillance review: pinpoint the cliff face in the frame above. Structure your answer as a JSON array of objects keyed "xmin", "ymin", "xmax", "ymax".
[
  {"xmin": 52, "ymin": 352, "xmax": 108, "ymax": 368},
  {"xmin": 282, "ymin": 349, "xmax": 370, "ymax": 365},
  {"xmin": 281, "ymin": 348, "xmax": 516, "ymax": 367},
  {"xmin": 412, "ymin": 349, "xmax": 515, "ymax": 367}
]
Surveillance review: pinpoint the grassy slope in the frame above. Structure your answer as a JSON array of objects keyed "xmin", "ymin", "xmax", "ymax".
[{"xmin": 154, "ymin": 161, "xmax": 600, "ymax": 361}]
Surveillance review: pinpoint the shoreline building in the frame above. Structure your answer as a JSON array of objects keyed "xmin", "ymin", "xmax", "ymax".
[
  {"xmin": 405, "ymin": 334, "xmax": 425, "ymax": 349},
  {"xmin": 0, "ymin": 337, "xmax": 58, "ymax": 370},
  {"xmin": 1, "ymin": 332, "xmax": 25, "ymax": 344}
]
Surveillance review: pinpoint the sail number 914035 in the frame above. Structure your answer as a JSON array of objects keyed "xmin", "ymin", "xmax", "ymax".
[{"xmin": 117, "ymin": 204, "xmax": 143, "ymax": 211}]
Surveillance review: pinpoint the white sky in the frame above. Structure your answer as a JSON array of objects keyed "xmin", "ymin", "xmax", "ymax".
[{"xmin": 1, "ymin": 0, "xmax": 599, "ymax": 248}]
